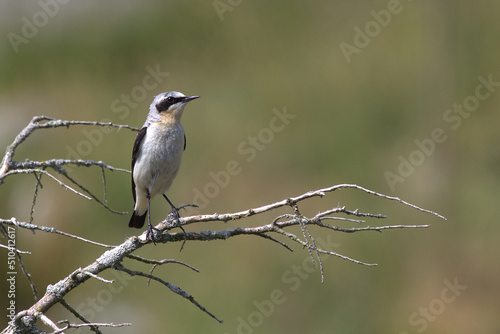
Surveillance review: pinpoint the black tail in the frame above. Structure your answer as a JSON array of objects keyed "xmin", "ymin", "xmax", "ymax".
[{"xmin": 129, "ymin": 212, "xmax": 147, "ymax": 228}]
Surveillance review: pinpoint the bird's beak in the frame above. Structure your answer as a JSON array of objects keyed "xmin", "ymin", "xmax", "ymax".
[{"xmin": 183, "ymin": 95, "xmax": 200, "ymax": 103}]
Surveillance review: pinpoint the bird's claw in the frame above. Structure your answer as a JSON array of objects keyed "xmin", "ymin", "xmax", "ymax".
[
  {"xmin": 145, "ymin": 224, "xmax": 161, "ymax": 245},
  {"xmin": 166, "ymin": 203, "xmax": 198, "ymax": 228},
  {"xmin": 168, "ymin": 204, "xmax": 198, "ymax": 225}
]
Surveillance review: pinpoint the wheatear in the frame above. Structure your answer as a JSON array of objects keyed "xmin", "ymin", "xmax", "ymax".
[{"xmin": 128, "ymin": 91, "xmax": 199, "ymax": 242}]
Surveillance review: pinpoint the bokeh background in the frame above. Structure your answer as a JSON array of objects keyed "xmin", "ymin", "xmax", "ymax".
[{"xmin": 1, "ymin": 1, "xmax": 499, "ymax": 333}]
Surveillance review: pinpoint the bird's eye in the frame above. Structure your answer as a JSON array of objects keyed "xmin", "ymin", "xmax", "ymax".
[{"xmin": 156, "ymin": 96, "xmax": 177, "ymax": 112}]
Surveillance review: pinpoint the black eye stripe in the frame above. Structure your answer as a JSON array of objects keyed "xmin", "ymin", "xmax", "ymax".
[{"xmin": 156, "ymin": 96, "xmax": 183, "ymax": 112}]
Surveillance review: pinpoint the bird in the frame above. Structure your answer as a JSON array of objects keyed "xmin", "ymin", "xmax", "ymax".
[{"xmin": 128, "ymin": 91, "xmax": 199, "ymax": 242}]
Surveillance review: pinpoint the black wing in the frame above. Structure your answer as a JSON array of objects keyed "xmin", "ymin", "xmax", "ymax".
[
  {"xmin": 184, "ymin": 133, "xmax": 186, "ymax": 151},
  {"xmin": 131, "ymin": 127, "xmax": 147, "ymax": 204}
]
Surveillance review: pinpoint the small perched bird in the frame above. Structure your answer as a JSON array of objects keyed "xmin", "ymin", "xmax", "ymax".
[{"xmin": 128, "ymin": 91, "xmax": 199, "ymax": 242}]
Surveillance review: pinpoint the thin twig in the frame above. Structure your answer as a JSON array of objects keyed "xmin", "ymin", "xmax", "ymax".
[
  {"xmin": 10, "ymin": 158, "xmax": 130, "ymax": 173},
  {"xmin": 147, "ymin": 258, "xmax": 200, "ymax": 285},
  {"xmin": 318, "ymin": 207, "xmax": 387, "ymax": 220},
  {"xmin": 0, "ymin": 116, "xmax": 137, "ymax": 183},
  {"xmin": 0, "ymin": 243, "xmax": 31, "ymax": 254},
  {"xmin": 29, "ymin": 172, "xmax": 43, "ymax": 223},
  {"xmin": 77, "ymin": 269, "xmax": 114, "ymax": 284},
  {"xmin": 0, "ymin": 218, "xmax": 114, "ymax": 248},
  {"xmin": 148, "ymin": 259, "xmax": 200, "ymax": 273},
  {"xmin": 16, "ymin": 248, "xmax": 38, "ymax": 300},
  {"xmin": 1, "ymin": 169, "xmax": 92, "ymax": 200},
  {"xmin": 173, "ymin": 184, "xmax": 443, "ymax": 229},
  {"xmin": 115, "ymin": 264, "xmax": 223, "ymax": 323},
  {"xmin": 101, "ymin": 166, "xmax": 107, "ymax": 204},
  {"xmin": 313, "ymin": 219, "xmax": 430, "ymax": 233},
  {"xmin": 0, "ymin": 222, "xmax": 38, "ymax": 299},
  {"xmin": 56, "ymin": 167, "xmax": 127, "ymax": 215},
  {"xmin": 55, "ymin": 320, "xmax": 131, "ymax": 334},
  {"xmin": 254, "ymin": 233, "xmax": 294, "ymax": 252},
  {"xmin": 59, "ymin": 299, "xmax": 102, "ymax": 334},
  {"xmin": 39, "ymin": 314, "xmax": 60, "ymax": 332}
]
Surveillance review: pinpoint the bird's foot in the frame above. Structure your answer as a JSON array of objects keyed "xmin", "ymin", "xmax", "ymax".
[
  {"xmin": 165, "ymin": 203, "xmax": 198, "ymax": 252},
  {"xmin": 145, "ymin": 223, "xmax": 162, "ymax": 245},
  {"xmin": 166, "ymin": 203, "xmax": 198, "ymax": 228}
]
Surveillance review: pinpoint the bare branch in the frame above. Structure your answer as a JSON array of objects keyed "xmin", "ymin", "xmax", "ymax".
[
  {"xmin": 16, "ymin": 248, "xmax": 39, "ymax": 300},
  {"xmin": 171, "ymin": 184, "xmax": 443, "ymax": 230},
  {"xmin": 55, "ymin": 166, "xmax": 127, "ymax": 215},
  {"xmin": 253, "ymin": 232, "xmax": 294, "ymax": 252},
  {"xmin": 0, "ymin": 116, "xmax": 137, "ymax": 182},
  {"xmin": 0, "ymin": 243, "xmax": 31, "ymax": 254},
  {"xmin": 1, "ymin": 116, "xmax": 446, "ymax": 334},
  {"xmin": 100, "ymin": 166, "xmax": 108, "ymax": 204},
  {"xmin": 3, "ymin": 182, "xmax": 441, "ymax": 333},
  {"xmin": 313, "ymin": 220, "xmax": 430, "ymax": 233},
  {"xmin": 39, "ymin": 314, "xmax": 61, "ymax": 332},
  {"xmin": 78, "ymin": 268, "xmax": 115, "ymax": 284},
  {"xmin": 0, "ymin": 116, "xmax": 134, "ymax": 219},
  {"xmin": 0, "ymin": 224, "xmax": 38, "ymax": 300},
  {"xmin": 1, "ymin": 169, "xmax": 92, "ymax": 200},
  {"xmin": 322, "ymin": 206, "xmax": 387, "ymax": 219},
  {"xmin": 0, "ymin": 218, "xmax": 114, "ymax": 248},
  {"xmin": 59, "ymin": 298, "xmax": 102, "ymax": 334},
  {"xmin": 29, "ymin": 172, "xmax": 43, "ymax": 223},
  {"xmin": 115, "ymin": 263, "xmax": 223, "ymax": 323},
  {"xmin": 9, "ymin": 158, "xmax": 130, "ymax": 174},
  {"xmin": 54, "ymin": 321, "xmax": 131, "ymax": 334}
]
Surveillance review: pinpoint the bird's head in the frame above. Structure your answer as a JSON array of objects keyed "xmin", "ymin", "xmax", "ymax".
[{"xmin": 149, "ymin": 91, "xmax": 199, "ymax": 123}]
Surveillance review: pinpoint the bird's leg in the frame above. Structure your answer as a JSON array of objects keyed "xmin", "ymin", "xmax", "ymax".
[
  {"xmin": 162, "ymin": 194, "xmax": 198, "ymax": 252},
  {"xmin": 162, "ymin": 194, "xmax": 198, "ymax": 225},
  {"xmin": 145, "ymin": 189, "xmax": 161, "ymax": 244}
]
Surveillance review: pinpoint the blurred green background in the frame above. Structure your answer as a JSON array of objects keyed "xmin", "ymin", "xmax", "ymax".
[{"xmin": 1, "ymin": 1, "xmax": 499, "ymax": 333}]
